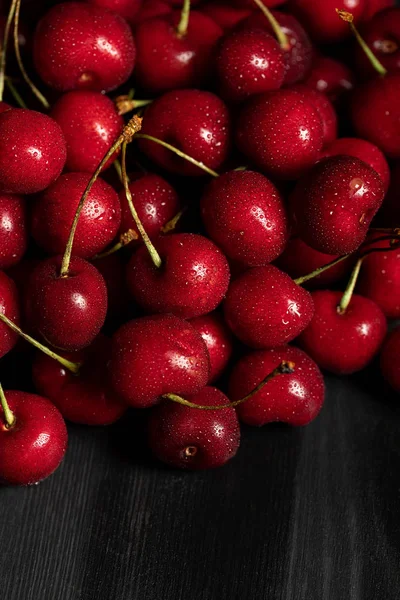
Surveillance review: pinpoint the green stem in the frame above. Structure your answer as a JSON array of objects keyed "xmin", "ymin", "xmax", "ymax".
[
  {"xmin": 115, "ymin": 95, "xmax": 152, "ymax": 116},
  {"xmin": 253, "ymin": 0, "xmax": 290, "ymax": 50},
  {"xmin": 294, "ymin": 254, "xmax": 349, "ymax": 286},
  {"xmin": 6, "ymin": 78, "xmax": 26, "ymax": 108},
  {"xmin": 0, "ymin": 0, "xmax": 17, "ymax": 102},
  {"xmin": 177, "ymin": 0, "xmax": 191, "ymax": 37},
  {"xmin": 161, "ymin": 208, "xmax": 185, "ymax": 234},
  {"xmin": 337, "ymin": 258, "xmax": 363, "ymax": 314},
  {"xmin": 0, "ymin": 383, "xmax": 15, "ymax": 428},
  {"xmin": 113, "ymin": 159, "xmax": 123, "ymax": 184},
  {"xmin": 93, "ymin": 229, "xmax": 138, "ymax": 259}
]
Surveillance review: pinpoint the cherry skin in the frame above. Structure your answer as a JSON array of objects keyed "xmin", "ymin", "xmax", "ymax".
[
  {"xmin": 139, "ymin": 90, "xmax": 231, "ymax": 176},
  {"xmin": 87, "ymin": 0, "xmax": 143, "ymax": 24},
  {"xmin": 94, "ymin": 253, "xmax": 130, "ymax": 320},
  {"xmin": 51, "ymin": 91, "xmax": 124, "ymax": 173},
  {"xmin": 321, "ymin": 137, "xmax": 390, "ymax": 193},
  {"xmin": 33, "ymin": 2, "xmax": 135, "ymax": 92},
  {"xmin": 109, "ymin": 314, "xmax": 210, "ymax": 408},
  {"xmin": 291, "ymin": 84, "xmax": 337, "ymax": 147},
  {"xmin": 0, "ymin": 391, "xmax": 67, "ymax": 486},
  {"xmin": 127, "ymin": 233, "xmax": 230, "ymax": 319},
  {"xmin": 189, "ymin": 312, "xmax": 233, "ymax": 383},
  {"xmin": 200, "ymin": 2, "xmax": 252, "ymax": 31},
  {"xmin": 362, "ymin": 0, "xmax": 395, "ymax": 21},
  {"xmin": 32, "ymin": 335, "xmax": 127, "ymax": 426},
  {"xmin": 380, "ymin": 327, "xmax": 400, "ymax": 393},
  {"xmin": 303, "ymin": 55, "xmax": 354, "ymax": 105},
  {"xmin": 148, "ymin": 387, "xmax": 240, "ymax": 470},
  {"xmin": 134, "ymin": 10, "xmax": 222, "ymax": 93},
  {"xmin": 223, "ymin": 265, "xmax": 314, "ymax": 349},
  {"xmin": 236, "ymin": 89, "xmax": 324, "ymax": 180},
  {"xmin": 0, "ymin": 109, "xmax": 66, "ymax": 195},
  {"xmin": 298, "ymin": 290, "xmax": 387, "ymax": 375},
  {"xmin": 215, "ymin": 28, "xmax": 285, "ymax": 104},
  {"xmin": 0, "ymin": 271, "xmax": 20, "ymax": 359},
  {"xmin": 201, "ymin": 170, "xmax": 289, "ymax": 267},
  {"xmin": 232, "ymin": 0, "xmax": 285, "ymax": 7},
  {"xmin": 229, "ymin": 345, "xmax": 324, "ymax": 427},
  {"xmin": 26, "ymin": 256, "xmax": 108, "ymax": 351},
  {"xmin": 355, "ymin": 7, "xmax": 400, "ymax": 79},
  {"xmin": 0, "ymin": 195, "xmax": 27, "ymax": 270},
  {"xmin": 290, "ymin": 156, "xmax": 385, "ymax": 255},
  {"xmin": 0, "ymin": 102, "xmax": 11, "ymax": 113},
  {"xmin": 135, "ymin": 0, "xmax": 172, "ymax": 23}
]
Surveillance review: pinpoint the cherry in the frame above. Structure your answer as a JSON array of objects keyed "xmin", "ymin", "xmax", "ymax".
[
  {"xmin": 291, "ymin": 84, "xmax": 337, "ymax": 147},
  {"xmin": 0, "ymin": 389, "xmax": 67, "ymax": 486},
  {"xmin": 201, "ymin": 170, "xmax": 289, "ymax": 267},
  {"xmin": 94, "ymin": 253, "xmax": 130, "ymax": 320},
  {"xmin": 87, "ymin": 0, "xmax": 143, "ymax": 24},
  {"xmin": 303, "ymin": 55, "xmax": 354, "ymax": 105},
  {"xmin": 236, "ymin": 89, "xmax": 324, "ymax": 180},
  {"xmin": 148, "ymin": 387, "xmax": 240, "ymax": 470},
  {"xmin": 200, "ymin": 2, "xmax": 252, "ymax": 30},
  {"xmin": 0, "ymin": 108, "xmax": 66, "ymax": 195},
  {"xmin": 321, "ymin": 137, "xmax": 390, "ymax": 193},
  {"xmin": 380, "ymin": 327, "xmax": 400, "ymax": 393},
  {"xmin": 298, "ymin": 290, "xmax": 387, "ymax": 374},
  {"xmin": 362, "ymin": 0, "xmax": 395, "ymax": 21},
  {"xmin": 229, "ymin": 345, "xmax": 324, "ymax": 427},
  {"xmin": 135, "ymin": 0, "xmax": 172, "ymax": 23},
  {"xmin": 26, "ymin": 256, "xmax": 107, "ymax": 351},
  {"xmin": 139, "ymin": 89, "xmax": 231, "ymax": 176},
  {"xmin": 0, "ymin": 102, "xmax": 10, "ymax": 113},
  {"xmin": 50, "ymin": 91, "xmax": 124, "ymax": 173},
  {"xmin": 290, "ymin": 156, "xmax": 385, "ymax": 255},
  {"xmin": 0, "ymin": 271, "xmax": 20, "ymax": 359},
  {"xmin": 189, "ymin": 312, "xmax": 233, "ymax": 383},
  {"xmin": 0, "ymin": 194, "xmax": 27, "ymax": 270},
  {"xmin": 33, "ymin": 2, "xmax": 135, "ymax": 92},
  {"xmin": 109, "ymin": 314, "xmax": 210, "ymax": 408},
  {"xmin": 223, "ymin": 265, "xmax": 314, "ymax": 349},
  {"xmin": 355, "ymin": 7, "xmax": 400, "ymax": 78},
  {"xmin": 215, "ymin": 28, "xmax": 285, "ymax": 104},
  {"xmin": 126, "ymin": 233, "xmax": 230, "ymax": 319}
]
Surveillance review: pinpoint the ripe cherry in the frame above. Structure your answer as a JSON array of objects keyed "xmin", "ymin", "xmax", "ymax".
[
  {"xmin": 223, "ymin": 265, "xmax": 314, "ymax": 349},
  {"xmin": 355, "ymin": 7, "xmax": 400, "ymax": 78},
  {"xmin": 380, "ymin": 327, "xmax": 400, "ymax": 393},
  {"xmin": 200, "ymin": 2, "xmax": 252, "ymax": 30},
  {"xmin": 109, "ymin": 314, "xmax": 210, "ymax": 408},
  {"xmin": 148, "ymin": 387, "xmax": 240, "ymax": 470},
  {"xmin": 0, "ymin": 194, "xmax": 27, "ymax": 270},
  {"xmin": 33, "ymin": 2, "xmax": 135, "ymax": 92},
  {"xmin": 189, "ymin": 312, "xmax": 233, "ymax": 383},
  {"xmin": 292, "ymin": 84, "xmax": 337, "ymax": 147},
  {"xmin": 303, "ymin": 55, "xmax": 354, "ymax": 105},
  {"xmin": 0, "ymin": 109, "xmax": 66, "ymax": 195},
  {"xmin": 229, "ymin": 345, "xmax": 324, "ymax": 427},
  {"xmin": 87, "ymin": 0, "xmax": 143, "ymax": 23},
  {"xmin": 0, "ymin": 271, "xmax": 20, "ymax": 359}
]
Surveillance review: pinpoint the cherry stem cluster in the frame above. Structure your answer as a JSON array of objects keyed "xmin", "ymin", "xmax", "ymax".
[
  {"xmin": 0, "ymin": 383, "xmax": 15, "ymax": 429},
  {"xmin": 253, "ymin": 0, "xmax": 290, "ymax": 51}
]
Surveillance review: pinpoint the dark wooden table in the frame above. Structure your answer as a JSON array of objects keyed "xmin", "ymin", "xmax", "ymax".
[{"xmin": 1, "ymin": 367, "xmax": 399, "ymax": 600}]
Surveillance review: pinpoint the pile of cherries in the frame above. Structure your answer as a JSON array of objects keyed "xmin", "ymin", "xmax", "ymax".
[{"xmin": 0, "ymin": 0, "xmax": 399, "ymax": 486}]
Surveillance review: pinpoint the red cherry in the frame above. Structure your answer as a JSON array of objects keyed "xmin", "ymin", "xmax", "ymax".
[
  {"xmin": 50, "ymin": 91, "xmax": 124, "ymax": 173},
  {"xmin": 0, "ymin": 271, "xmax": 20, "ymax": 359},
  {"xmin": 229, "ymin": 346, "xmax": 324, "ymax": 426},
  {"xmin": 0, "ymin": 194, "xmax": 27, "ymax": 270},
  {"xmin": 31, "ymin": 173, "xmax": 121, "ymax": 260},
  {"xmin": 32, "ymin": 335, "xmax": 127, "ymax": 426},
  {"xmin": 109, "ymin": 314, "xmax": 210, "ymax": 407},
  {"xmin": 355, "ymin": 7, "xmax": 400, "ymax": 78},
  {"xmin": 201, "ymin": 170, "xmax": 288, "ymax": 267},
  {"xmin": 87, "ymin": 0, "xmax": 143, "ymax": 23},
  {"xmin": 291, "ymin": 84, "xmax": 337, "ymax": 147},
  {"xmin": 236, "ymin": 89, "xmax": 324, "ymax": 180},
  {"xmin": 290, "ymin": 156, "xmax": 385, "ymax": 255},
  {"xmin": 94, "ymin": 253, "xmax": 130, "ymax": 319},
  {"xmin": 33, "ymin": 2, "xmax": 135, "ymax": 92},
  {"xmin": 380, "ymin": 327, "xmax": 400, "ymax": 393},
  {"xmin": 298, "ymin": 290, "xmax": 387, "ymax": 374},
  {"xmin": 200, "ymin": 2, "xmax": 252, "ymax": 30},
  {"xmin": 135, "ymin": 0, "xmax": 172, "ymax": 23},
  {"xmin": 321, "ymin": 137, "xmax": 390, "ymax": 192},
  {"xmin": 362, "ymin": 0, "xmax": 395, "ymax": 21},
  {"xmin": 0, "ymin": 391, "xmax": 67, "ymax": 486},
  {"xmin": 303, "ymin": 55, "xmax": 354, "ymax": 105},
  {"xmin": 126, "ymin": 233, "xmax": 230, "ymax": 319},
  {"xmin": 134, "ymin": 10, "xmax": 222, "ymax": 93},
  {"xmin": 139, "ymin": 90, "xmax": 231, "ymax": 176},
  {"xmin": 148, "ymin": 387, "xmax": 240, "ymax": 470},
  {"xmin": 0, "ymin": 109, "xmax": 66, "ymax": 195},
  {"xmin": 26, "ymin": 256, "xmax": 107, "ymax": 351},
  {"xmin": 189, "ymin": 312, "xmax": 233, "ymax": 383},
  {"xmin": 224, "ymin": 265, "xmax": 314, "ymax": 349},
  {"xmin": 0, "ymin": 102, "xmax": 11, "ymax": 113}
]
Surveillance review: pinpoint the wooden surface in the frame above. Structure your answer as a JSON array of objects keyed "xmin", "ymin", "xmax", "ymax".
[{"xmin": 1, "ymin": 368, "xmax": 399, "ymax": 600}]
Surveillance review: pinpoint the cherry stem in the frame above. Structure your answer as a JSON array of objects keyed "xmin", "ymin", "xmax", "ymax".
[
  {"xmin": 0, "ymin": 0, "xmax": 17, "ymax": 102},
  {"xmin": 163, "ymin": 361, "xmax": 295, "ymax": 410},
  {"xmin": 337, "ymin": 258, "xmax": 362, "ymax": 314},
  {"xmin": 294, "ymin": 254, "xmax": 349, "ymax": 286},
  {"xmin": 135, "ymin": 133, "xmax": 219, "ymax": 178},
  {"xmin": 161, "ymin": 208, "xmax": 186, "ymax": 234},
  {"xmin": 93, "ymin": 229, "xmax": 138, "ymax": 259},
  {"xmin": 6, "ymin": 78, "xmax": 26, "ymax": 107},
  {"xmin": 0, "ymin": 383, "xmax": 15, "ymax": 429},
  {"xmin": 253, "ymin": 0, "xmax": 290, "ymax": 51},
  {"xmin": 60, "ymin": 114, "xmax": 143, "ymax": 277},
  {"xmin": 177, "ymin": 0, "xmax": 191, "ymax": 38},
  {"xmin": 336, "ymin": 9, "xmax": 387, "ymax": 77},
  {"xmin": 0, "ymin": 312, "xmax": 81, "ymax": 374},
  {"xmin": 115, "ymin": 96, "xmax": 152, "ymax": 116}
]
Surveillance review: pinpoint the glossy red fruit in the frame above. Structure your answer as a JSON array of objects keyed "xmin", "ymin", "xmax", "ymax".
[
  {"xmin": 362, "ymin": 0, "xmax": 395, "ymax": 21},
  {"xmin": 0, "ymin": 109, "xmax": 66, "ymax": 195},
  {"xmin": 135, "ymin": 0, "xmax": 172, "ymax": 23},
  {"xmin": 87, "ymin": 0, "xmax": 143, "ymax": 23},
  {"xmin": 229, "ymin": 346, "xmax": 324, "ymax": 427},
  {"xmin": 215, "ymin": 28, "xmax": 285, "ymax": 104},
  {"xmin": 0, "ymin": 271, "xmax": 20, "ymax": 359},
  {"xmin": 201, "ymin": 170, "xmax": 288, "ymax": 267},
  {"xmin": 321, "ymin": 137, "xmax": 390, "ymax": 192},
  {"xmin": 303, "ymin": 55, "xmax": 354, "ymax": 105},
  {"xmin": 189, "ymin": 312, "xmax": 233, "ymax": 383},
  {"xmin": 350, "ymin": 73, "xmax": 400, "ymax": 159},
  {"xmin": 298, "ymin": 290, "xmax": 387, "ymax": 374},
  {"xmin": 0, "ymin": 391, "xmax": 67, "ymax": 486},
  {"xmin": 33, "ymin": 2, "xmax": 135, "ymax": 92},
  {"xmin": 31, "ymin": 173, "xmax": 121, "ymax": 260},
  {"xmin": 26, "ymin": 256, "xmax": 107, "ymax": 351},
  {"xmin": 127, "ymin": 233, "xmax": 230, "ymax": 319},
  {"xmin": 200, "ymin": 1, "xmax": 252, "ymax": 30},
  {"xmin": 148, "ymin": 387, "xmax": 240, "ymax": 470},
  {"xmin": 236, "ymin": 89, "xmax": 324, "ymax": 180},
  {"xmin": 140, "ymin": 90, "xmax": 231, "ymax": 176},
  {"xmin": 0, "ymin": 195, "xmax": 27, "ymax": 269},
  {"xmin": 135, "ymin": 10, "xmax": 222, "ymax": 93},
  {"xmin": 355, "ymin": 7, "xmax": 400, "ymax": 78},
  {"xmin": 94, "ymin": 253, "xmax": 130, "ymax": 319},
  {"xmin": 291, "ymin": 156, "xmax": 385, "ymax": 255},
  {"xmin": 224, "ymin": 265, "xmax": 314, "ymax": 349},
  {"xmin": 109, "ymin": 314, "xmax": 210, "ymax": 407},
  {"xmin": 51, "ymin": 91, "xmax": 124, "ymax": 173},
  {"xmin": 380, "ymin": 327, "xmax": 400, "ymax": 393},
  {"xmin": 292, "ymin": 84, "xmax": 337, "ymax": 147},
  {"xmin": 288, "ymin": 0, "xmax": 365, "ymax": 43},
  {"xmin": 32, "ymin": 336, "xmax": 127, "ymax": 426}
]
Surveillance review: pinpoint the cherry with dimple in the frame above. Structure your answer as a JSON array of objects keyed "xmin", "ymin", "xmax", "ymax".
[
  {"xmin": 189, "ymin": 312, "xmax": 233, "ymax": 383},
  {"xmin": 380, "ymin": 327, "xmax": 400, "ymax": 394},
  {"xmin": 0, "ymin": 194, "xmax": 27, "ymax": 270}
]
